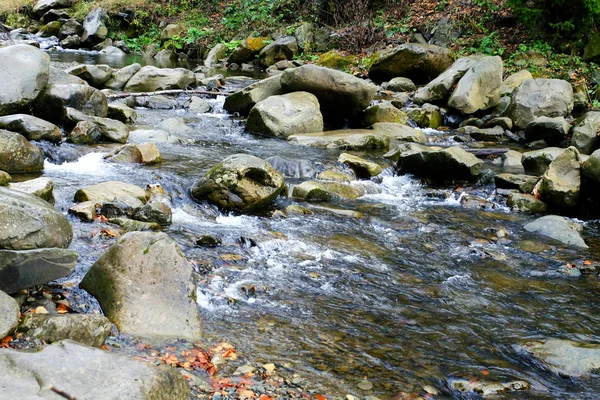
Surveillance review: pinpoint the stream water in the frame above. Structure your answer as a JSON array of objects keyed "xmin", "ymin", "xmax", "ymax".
[{"xmin": 36, "ymin": 50, "xmax": 600, "ymax": 399}]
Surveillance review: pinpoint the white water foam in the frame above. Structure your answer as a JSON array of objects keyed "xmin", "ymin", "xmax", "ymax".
[{"xmin": 44, "ymin": 152, "xmax": 115, "ymax": 176}]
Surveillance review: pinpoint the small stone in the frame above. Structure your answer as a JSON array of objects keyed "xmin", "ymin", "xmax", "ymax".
[
  {"xmin": 357, "ymin": 379, "xmax": 373, "ymax": 390},
  {"xmin": 234, "ymin": 364, "xmax": 256, "ymax": 375},
  {"xmin": 262, "ymin": 363, "xmax": 276, "ymax": 373},
  {"xmin": 35, "ymin": 306, "xmax": 48, "ymax": 314},
  {"xmin": 423, "ymin": 385, "xmax": 438, "ymax": 395}
]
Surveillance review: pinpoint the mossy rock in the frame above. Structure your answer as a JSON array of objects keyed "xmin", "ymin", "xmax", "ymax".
[{"xmin": 317, "ymin": 51, "xmax": 356, "ymax": 71}]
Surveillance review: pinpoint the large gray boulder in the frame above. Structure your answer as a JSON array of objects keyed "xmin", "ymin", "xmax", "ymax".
[
  {"xmin": 190, "ymin": 154, "xmax": 285, "ymax": 212},
  {"xmin": 80, "ymin": 232, "xmax": 202, "ymax": 341},
  {"xmin": 414, "ymin": 56, "xmax": 480, "ymax": 104},
  {"xmin": 518, "ymin": 339, "xmax": 600, "ymax": 378},
  {"xmin": 385, "ymin": 143, "xmax": 484, "ymax": 181},
  {"xmin": 204, "ymin": 43, "xmax": 227, "ymax": 67},
  {"xmin": 0, "ymin": 187, "xmax": 73, "ymax": 250},
  {"xmin": 524, "ymin": 215, "xmax": 587, "ymax": 248},
  {"xmin": 508, "ymin": 78, "xmax": 574, "ymax": 129},
  {"xmin": 0, "ymin": 248, "xmax": 78, "ymax": 294},
  {"xmin": 501, "ymin": 69, "xmax": 533, "ymax": 96},
  {"xmin": 368, "ymin": 43, "xmax": 454, "ymax": 83},
  {"xmin": 280, "ymin": 64, "xmax": 377, "ymax": 120},
  {"xmin": 19, "ymin": 314, "xmax": 112, "ymax": 347},
  {"xmin": 521, "ymin": 147, "xmax": 565, "ymax": 176},
  {"xmin": 448, "ymin": 56, "xmax": 502, "ymax": 114},
  {"xmin": 571, "ymin": 111, "xmax": 600, "ymax": 155},
  {"xmin": 124, "ymin": 66, "xmax": 196, "ymax": 92},
  {"xmin": 0, "ymin": 340, "xmax": 190, "ymax": 399},
  {"xmin": 103, "ymin": 63, "xmax": 142, "ymax": 90},
  {"xmin": 0, "ymin": 114, "xmax": 61, "ymax": 143},
  {"xmin": 65, "ymin": 64, "xmax": 113, "ymax": 88},
  {"xmin": 246, "ymin": 91, "xmax": 323, "ymax": 138},
  {"xmin": 33, "ymin": 0, "xmax": 71, "ymax": 16},
  {"xmin": 223, "ymin": 75, "xmax": 282, "ymax": 115},
  {"xmin": 539, "ymin": 147, "xmax": 581, "ymax": 209},
  {"xmin": 0, "ymin": 290, "xmax": 19, "ymax": 340},
  {"xmin": 0, "ymin": 45, "xmax": 50, "ymax": 116},
  {"xmin": 524, "ymin": 116, "xmax": 571, "ymax": 145},
  {"xmin": 0, "ymin": 130, "xmax": 44, "ymax": 174},
  {"xmin": 81, "ymin": 7, "xmax": 108, "ymax": 47},
  {"xmin": 258, "ymin": 36, "xmax": 299, "ymax": 67},
  {"xmin": 34, "ymin": 83, "xmax": 108, "ymax": 124}
]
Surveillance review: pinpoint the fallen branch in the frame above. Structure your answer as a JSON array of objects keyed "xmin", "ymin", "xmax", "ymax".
[
  {"xmin": 51, "ymin": 386, "xmax": 78, "ymax": 400},
  {"xmin": 106, "ymin": 89, "xmax": 231, "ymax": 99}
]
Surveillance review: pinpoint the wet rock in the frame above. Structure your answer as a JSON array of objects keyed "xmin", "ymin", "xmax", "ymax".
[
  {"xmin": 133, "ymin": 201, "xmax": 172, "ymax": 225},
  {"xmin": 450, "ymin": 378, "xmax": 529, "ymax": 396},
  {"xmin": 406, "ymin": 104, "xmax": 442, "ymax": 129},
  {"xmin": 518, "ymin": 339, "xmax": 600, "ymax": 377},
  {"xmin": 501, "ymin": 69, "xmax": 533, "ymax": 96},
  {"xmin": 460, "ymin": 194, "xmax": 497, "ymax": 210},
  {"xmin": 386, "ymin": 77, "xmax": 416, "ymax": 92},
  {"xmin": 524, "ymin": 116, "xmax": 570, "ymax": 145},
  {"xmin": 362, "ymin": 102, "xmax": 408, "ymax": 127},
  {"xmin": 540, "ymin": 147, "xmax": 581, "ymax": 209},
  {"xmin": 0, "ymin": 248, "xmax": 78, "ymax": 294},
  {"xmin": 109, "ymin": 218, "xmax": 160, "ymax": 232},
  {"xmin": 124, "ymin": 66, "xmax": 195, "ymax": 92},
  {"xmin": 0, "ymin": 290, "xmax": 19, "ymax": 340},
  {"xmin": 104, "ymin": 63, "xmax": 142, "ymax": 90},
  {"xmin": 0, "ymin": 114, "xmax": 61, "ymax": 144},
  {"xmin": 104, "ymin": 143, "xmax": 143, "ymax": 164},
  {"xmin": 507, "ymin": 193, "xmax": 548, "ymax": 213},
  {"xmin": 224, "ymin": 75, "xmax": 282, "ymax": 115},
  {"xmin": 65, "ymin": 64, "xmax": 113, "ymax": 88},
  {"xmin": 196, "ymin": 235, "xmax": 222, "ymax": 247},
  {"xmin": 581, "ymin": 148, "xmax": 600, "ymax": 183},
  {"xmin": 0, "ymin": 340, "xmax": 190, "ymax": 399},
  {"xmin": 385, "ymin": 143, "xmax": 483, "ymax": 181},
  {"xmin": 74, "ymin": 181, "xmax": 148, "ymax": 209},
  {"xmin": 10, "ymin": 177, "xmax": 54, "ymax": 204},
  {"xmin": 292, "ymin": 181, "xmax": 365, "ymax": 201},
  {"xmin": 19, "ymin": 314, "xmax": 112, "ymax": 347},
  {"xmin": 136, "ymin": 142, "xmax": 162, "ymax": 164},
  {"xmin": 34, "ymin": 83, "xmax": 108, "ymax": 124},
  {"xmin": 414, "ymin": 56, "xmax": 480, "ymax": 104},
  {"xmin": 81, "ymin": 7, "xmax": 108, "ymax": 47},
  {"xmin": 284, "ymin": 205, "xmax": 313, "ymax": 215},
  {"xmin": 266, "ymin": 156, "xmax": 317, "ymax": 178},
  {"xmin": 59, "ymin": 19, "xmax": 83, "ymax": 39},
  {"xmin": 317, "ymin": 169, "xmax": 355, "ymax": 182},
  {"xmin": 65, "ymin": 107, "xmax": 129, "ymax": 143},
  {"xmin": 0, "ymin": 45, "xmax": 50, "ymax": 116},
  {"xmin": 107, "ymin": 102, "xmax": 137, "ymax": 124},
  {"xmin": 185, "ymin": 96, "xmax": 211, "ymax": 113},
  {"xmin": 204, "ymin": 43, "xmax": 227, "ymax": 67},
  {"xmin": 368, "ymin": 43, "xmax": 454, "ymax": 83},
  {"xmin": 80, "ymin": 232, "xmax": 202, "ymax": 341},
  {"xmin": 280, "ymin": 64, "xmax": 376, "ymax": 120},
  {"xmin": 339, "ymin": 153, "xmax": 382, "ymax": 178},
  {"xmin": 521, "ymin": 147, "xmax": 565, "ymax": 175},
  {"xmin": 128, "ymin": 128, "xmax": 185, "ymax": 144},
  {"xmin": 571, "ymin": 111, "xmax": 600, "ymax": 155},
  {"xmin": 259, "ymin": 36, "xmax": 299, "ymax": 67},
  {"xmin": 371, "ymin": 122, "xmax": 427, "ymax": 143},
  {"xmin": 494, "ymin": 173, "xmax": 538, "ymax": 193},
  {"xmin": 67, "ymin": 120, "xmax": 101, "ymax": 144},
  {"xmin": 68, "ymin": 201, "xmax": 97, "ymax": 222},
  {"xmin": 289, "ymin": 129, "xmax": 390, "ymax": 150},
  {"xmin": 136, "ymin": 95, "xmax": 178, "ymax": 109},
  {"xmin": 508, "ymin": 78, "xmax": 574, "ymax": 129},
  {"xmin": 38, "ymin": 21, "xmax": 62, "ymax": 38},
  {"xmin": 448, "ymin": 56, "xmax": 503, "ymax": 114},
  {"xmin": 524, "ymin": 215, "xmax": 587, "ymax": 248},
  {"xmin": 190, "ymin": 154, "xmax": 286, "ymax": 212},
  {"xmin": 246, "ymin": 92, "xmax": 323, "ymax": 138}
]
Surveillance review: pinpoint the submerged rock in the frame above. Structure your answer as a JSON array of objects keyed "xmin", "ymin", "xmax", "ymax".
[
  {"xmin": 524, "ymin": 215, "xmax": 587, "ymax": 248},
  {"xmin": 190, "ymin": 154, "xmax": 285, "ymax": 212},
  {"xmin": 0, "ymin": 340, "xmax": 190, "ymax": 399},
  {"xmin": 518, "ymin": 339, "xmax": 600, "ymax": 377},
  {"xmin": 266, "ymin": 156, "xmax": 317, "ymax": 178},
  {"xmin": 80, "ymin": 232, "xmax": 202, "ymax": 341}
]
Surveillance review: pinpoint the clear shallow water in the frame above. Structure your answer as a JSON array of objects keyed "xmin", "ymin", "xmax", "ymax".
[{"xmin": 38, "ymin": 51, "xmax": 600, "ymax": 399}]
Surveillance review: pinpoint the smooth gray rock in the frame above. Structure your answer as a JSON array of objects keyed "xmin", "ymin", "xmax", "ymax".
[
  {"xmin": 133, "ymin": 201, "xmax": 172, "ymax": 225},
  {"xmin": 521, "ymin": 147, "xmax": 565, "ymax": 175},
  {"xmin": 518, "ymin": 339, "xmax": 600, "ymax": 377},
  {"xmin": 103, "ymin": 144, "xmax": 143, "ymax": 164},
  {"xmin": 292, "ymin": 181, "xmax": 365, "ymax": 201},
  {"xmin": 185, "ymin": 96, "xmax": 211, "ymax": 113},
  {"xmin": 0, "ymin": 248, "xmax": 78, "ymax": 294},
  {"xmin": 448, "ymin": 56, "xmax": 503, "ymax": 114},
  {"xmin": 204, "ymin": 43, "xmax": 227, "ymax": 67},
  {"xmin": 48, "ymin": 66, "xmax": 87, "ymax": 86},
  {"xmin": 67, "ymin": 120, "xmax": 101, "ymax": 144},
  {"xmin": 524, "ymin": 116, "xmax": 571, "ymax": 145},
  {"xmin": 414, "ymin": 56, "xmax": 481, "ymax": 104},
  {"xmin": 66, "ymin": 107, "xmax": 129, "ymax": 143},
  {"xmin": 386, "ymin": 77, "xmax": 416, "ymax": 92},
  {"xmin": 0, "ymin": 45, "xmax": 50, "ymax": 116},
  {"xmin": 34, "ymin": 83, "xmax": 108, "ymax": 124},
  {"xmin": 190, "ymin": 154, "xmax": 285, "ymax": 212},
  {"xmin": 0, "ymin": 340, "xmax": 190, "ymax": 399},
  {"xmin": 246, "ymin": 91, "xmax": 323, "ymax": 138},
  {"xmin": 9, "ymin": 177, "xmax": 55, "ymax": 204},
  {"xmin": 223, "ymin": 75, "xmax": 282, "ymax": 115},
  {"xmin": 258, "ymin": 36, "xmax": 299, "ymax": 67},
  {"xmin": 80, "ymin": 232, "xmax": 202, "ymax": 341},
  {"xmin": 107, "ymin": 102, "xmax": 137, "ymax": 124},
  {"xmin": 508, "ymin": 78, "xmax": 574, "ymax": 129},
  {"xmin": 362, "ymin": 102, "xmax": 408, "ymax": 127},
  {"xmin": 371, "ymin": 122, "xmax": 427, "ymax": 144},
  {"xmin": 103, "ymin": 63, "xmax": 142, "ymax": 90},
  {"xmin": 501, "ymin": 69, "xmax": 533, "ymax": 96},
  {"xmin": 33, "ymin": 0, "xmax": 71, "ymax": 15},
  {"xmin": 289, "ymin": 129, "xmax": 391, "ymax": 150},
  {"xmin": 124, "ymin": 66, "xmax": 195, "ymax": 92},
  {"xmin": 65, "ymin": 64, "xmax": 113, "ymax": 87},
  {"xmin": 74, "ymin": 181, "xmax": 148, "ymax": 210},
  {"xmin": 20, "ymin": 314, "xmax": 112, "ymax": 347},
  {"xmin": 81, "ymin": 7, "xmax": 108, "ymax": 46},
  {"xmin": 540, "ymin": 147, "xmax": 581, "ymax": 209},
  {"xmin": 59, "ymin": 19, "xmax": 82, "ymax": 39},
  {"xmin": 524, "ymin": 215, "xmax": 587, "ymax": 248},
  {"xmin": 0, "ymin": 114, "xmax": 61, "ymax": 143},
  {"xmin": 571, "ymin": 111, "xmax": 600, "ymax": 155},
  {"xmin": 0, "ymin": 130, "xmax": 44, "ymax": 174},
  {"xmin": 507, "ymin": 193, "xmax": 548, "ymax": 213},
  {"xmin": 582, "ymin": 148, "xmax": 600, "ymax": 183},
  {"xmin": 0, "ymin": 290, "xmax": 19, "ymax": 340}
]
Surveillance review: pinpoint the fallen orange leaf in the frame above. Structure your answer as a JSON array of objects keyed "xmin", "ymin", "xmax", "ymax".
[
  {"xmin": 584, "ymin": 260, "xmax": 592, "ymax": 265},
  {"xmin": 481, "ymin": 369, "xmax": 490, "ymax": 375},
  {"xmin": 314, "ymin": 395, "xmax": 327, "ymax": 400}
]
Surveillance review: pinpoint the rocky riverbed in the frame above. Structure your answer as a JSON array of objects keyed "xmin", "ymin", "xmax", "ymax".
[{"xmin": 3, "ymin": 6, "xmax": 600, "ymax": 398}]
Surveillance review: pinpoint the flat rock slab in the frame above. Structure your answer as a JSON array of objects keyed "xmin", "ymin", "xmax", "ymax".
[
  {"xmin": 0, "ymin": 340, "xmax": 190, "ymax": 399},
  {"xmin": 0, "ymin": 248, "xmax": 78, "ymax": 294},
  {"xmin": 517, "ymin": 339, "xmax": 600, "ymax": 377},
  {"xmin": 0, "ymin": 290, "xmax": 19, "ymax": 339},
  {"xmin": 288, "ymin": 129, "xmax": 390, "ymax": 150},
  {"xmin": 524, "ymin": 215, "xmax": 587, "ymax": 248}
]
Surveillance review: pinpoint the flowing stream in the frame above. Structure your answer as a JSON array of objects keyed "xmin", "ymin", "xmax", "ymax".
[{"xmin": 37, "ymin": 51, "xmax": 600, "ymax": 399}]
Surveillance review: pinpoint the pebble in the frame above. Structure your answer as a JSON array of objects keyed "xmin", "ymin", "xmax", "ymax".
[
  {"xmin": 262, "ymin": 363, "xmax": 276, "ymax": 373},
  {"xmin": 234, "ymin": 364, "xmax": 256, "ymax": 375},
  {"xmin": 357, "ymin": 379, "xmax": 373, "ymax": 390},
  {"xmin": 34, "ymin": 306, "xmax": 48, "ymax": 314},
  {"xmin": 423, "ymin": 385, "xmax": 439, "ymax": 395}
]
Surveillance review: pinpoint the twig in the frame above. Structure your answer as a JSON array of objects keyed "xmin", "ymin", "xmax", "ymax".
[
  {"xmin": 50, "ymin": 386, "xmax": 78, "ymax": 400},
  {"xmin": 106, "ymin": 89, "xmax": 231, "ymax": 99}
]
